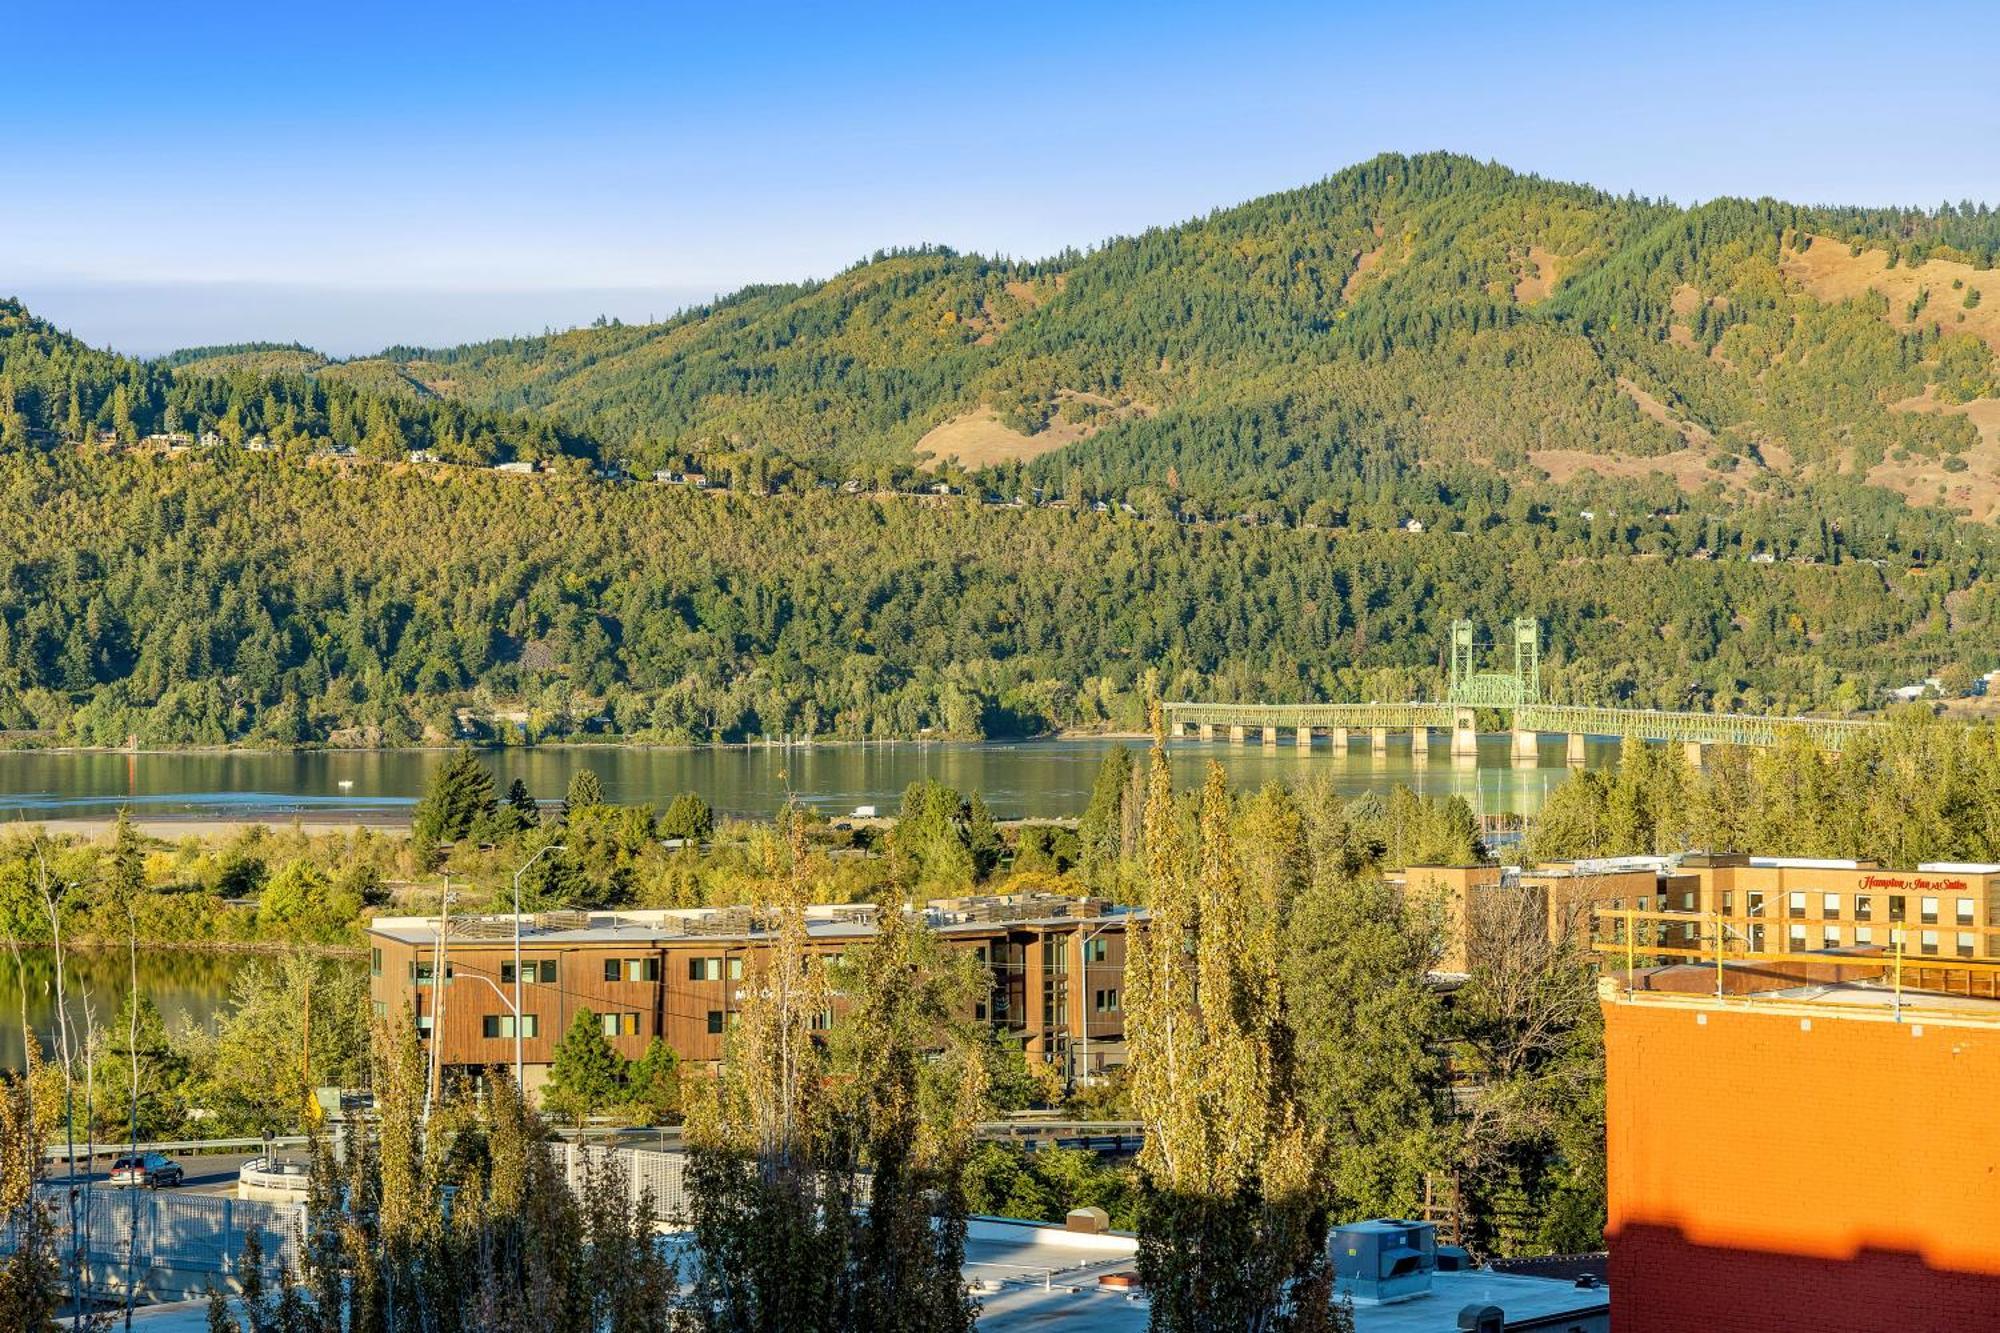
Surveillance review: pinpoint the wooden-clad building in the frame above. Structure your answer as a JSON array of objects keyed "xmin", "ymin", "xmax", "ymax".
[{"xmin": 366, "ymin": 892, "xmax": 1136, "ymax": 1094}]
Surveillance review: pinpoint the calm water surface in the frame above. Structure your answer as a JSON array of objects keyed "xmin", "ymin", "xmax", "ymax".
[
  {"xmin": 0, "ymin": 949, "xmax": 256, "ymax": 1072},
  {"xmin": 0, "ymin": 735, "xmax": 1612, "ymax": 826}
]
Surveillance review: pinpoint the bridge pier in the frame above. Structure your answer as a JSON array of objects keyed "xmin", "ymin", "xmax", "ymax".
[
  {"xmin": 1412, "ymin": 726, "xmax": 1430, "ymax": 760},
  {"xmin": 1451, "ymin": 707, "xmax": 1479, "ymax": 759},
  {"xmin": 1566, "ymin": 732, "xmax": 1588, "ymax": 766},
  {"xmin": 1262, "ymin": 725, "xmax": 1278, "ymax": 750},
  {"xmin": 1295, "ymin": 725, "xmax": 1312, "ymax": 750},
  {"xmin": 1684, "ymin": 740, "xmax": 1706, "ymax": 768},
  {"xmin": 1512, "ymin": 729, "xmax": 1539, "ymax": 763},
  {"xmin": 1330, "ymin": 726, "xmax": 1350, "ymax": 755},
  {"xmin": 1198, "ymin": 722, "xmax": 1215, "ymax": 743},
  {"xmin": 1229, "ymin": 725, "xmax": 1246, "ymax": 746},
  {"xmin": 1369, "ymin": 726, "xmax": 1390, "ymax": 757}
]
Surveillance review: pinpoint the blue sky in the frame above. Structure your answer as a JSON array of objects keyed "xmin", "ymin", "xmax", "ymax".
[{"xmin": 6, "ymin": 0, "xmax": 1996, "ymax": 355}]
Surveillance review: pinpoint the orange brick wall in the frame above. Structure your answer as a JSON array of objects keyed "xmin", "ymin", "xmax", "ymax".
[{"xmin": 1605, "ymin": 998, "xmax": 2000, "ymax": 1331}]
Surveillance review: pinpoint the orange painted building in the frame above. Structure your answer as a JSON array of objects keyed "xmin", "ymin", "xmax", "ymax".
[{"xmin": 1603, "ymin": 962, "xmax": 2000, "ymax": 1331}]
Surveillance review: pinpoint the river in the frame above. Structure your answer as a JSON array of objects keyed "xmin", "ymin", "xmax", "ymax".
[
  {"xmin": 0, "ymin": 948, "xmax": 257, "ymax": 1073},
  {"xmin": 0, "ymin": 734, "xmax": 1613, "ymax": 827}
]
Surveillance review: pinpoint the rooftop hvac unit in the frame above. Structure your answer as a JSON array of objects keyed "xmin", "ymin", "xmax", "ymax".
[{"xmin": 1329, "ymin": 1218, "xmax": 1437, "ymax": 1305}]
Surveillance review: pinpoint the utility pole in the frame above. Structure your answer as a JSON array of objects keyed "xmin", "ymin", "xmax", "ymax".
[{"xmin": 425, "ymin": 875, "xmax": 451, "ymax": 1123}]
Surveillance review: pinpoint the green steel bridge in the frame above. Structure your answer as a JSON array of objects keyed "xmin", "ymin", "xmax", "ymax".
[{"xmin": 1163, "ymin": 619, "xmax": 1880, "ymax": 760}]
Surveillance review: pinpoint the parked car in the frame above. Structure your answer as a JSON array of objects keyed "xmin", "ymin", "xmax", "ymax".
[{"xmin": 109, "ymin": 1152, "xmax": 184, "ymax": 1189}]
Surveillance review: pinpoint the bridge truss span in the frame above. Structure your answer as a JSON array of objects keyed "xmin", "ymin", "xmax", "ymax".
[
  {"xmin": 1515, "ymin": 704, "xmax": 1876, "ymax": 751},
  {"xmin": 1163, "ymin": 701, "xmax": 1457, "ymax": 732}
]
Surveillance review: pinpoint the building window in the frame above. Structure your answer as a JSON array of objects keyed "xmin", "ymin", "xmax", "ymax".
[
  {"xmin": 410, "ymin": 961, "xmax": 451, "ymax": 983},
  {"xmin": 606, "ymin": 958, "xmax": 660, "ymax": 983},
  {"xmin": 1821, "ymin": 893, "xmax": 1840, "ymax": 919},
  {"xmin": 973, "ymin": 945, "xmax": 989, "ymax": 965},
  {"xmin": 501, "ymin": 961, "xmax": 555, "ymax": 984},
  {"xmin": 1787, "ymin": 925, "xmax": 1806, "ymax": 952},
  {"xmin": 1958, "ymin": 932, "xmax": 1976, "ymax": 958},
  {"xmin": 705, "ymin": 1010, "xmax": 725, "ymax": 1035},
  {"xmin": 1920, "ymin": 930, "xmax": 1939, "ymax": 955},
  {"xmin": 1854, "ymin": 926, "xmax": 1874, "ymax": 946},
  {"xmin": 1787, "ymin": 892, "xmax": 1805, "ymax": 919},
  {"xmin": 1720, "ymin": 891, "xmax": 1734, "ymax": 913},
  {"xmin": 482, "ymin": 1014, "xmax": 541, "ymax": 1039},
  {"xmin": 1822, "ymin": 927, "xmax": 1841, "ymax": 950},
  {"xmin": 599, "ymin": 1012, "xmax": 640, "ymax": 1038},
  {"xmin": 689, "ymin": 957, "xmax": 723, "ymax": 982},
  {"xmin": 1958, "ymin": 898, "xmax": 1976, "ymax": 927},
  {"xmin": 1855, "ymin": 895, "xmax": 1872, "ymax": 922},
  {"xmin": 372, "ymin": 1001, "xmax": 387, "ymax": 1019},
  {"xmin": 729, "ymin": 957, "xmax": 744, "ymax": 981},
  {"xmin": 974, "ymin": 1001, "xmax": 988, "ymax": 1021},
  {"xmin": 1747, "ymin": 892, "xmax": 1765, "ymax": 918},
  {"xmin": 1920, "ymin": 897, "xmax": 1940, "ymax": 926},
  {"xmin": 415, "ymin": 1015, "xmax": 433, "ymax": 1034},
  {"xmin": 370, "ymin": 947, "xmax": 382, "ymax": 977},
  {"xmin": 1094, "ymin": 988, "xmax": 1121, "ymax": 1013},
  {"xmin": 810, "ymin": 1008, "xmax": 833, "ymax": 1031},
  {"xmin": 1084, "ymin": 938, "xmax": 1109, "ymax": 964},
  {"xmin": 1889, "ymin": 895, "xmax": 1907, "ymax": 923}
]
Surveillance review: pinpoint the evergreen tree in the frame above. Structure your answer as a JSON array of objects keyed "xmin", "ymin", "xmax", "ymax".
[
  {"xmin": 105, "ymin": 807, "xmax": 146, "ymax": 911},
  {"xmin": 624, "ymin": 1037, "xmax": 683, "ymax": 1125},
  {"xmin": 1077, "ymin": 746, "xmax": 1133, "ymax": 883},
  {"xmin": 661, "ymin": 791, "xmax": 714, "ymax": 842},
  {"xmin": 546, "ymin": 1008, "xmax": 626, "ymax": 1126},
  {"xmin": 410, "ymin": 745, "xmax": 497, "ymax": 846},
  {"xmin": 564, "ymin": 768, "xmax": 605, "ymax": 819},
  {"xmin": 965, "ymin": 792, "xmax": 1001, "ymax": 882},
  {"xmin": 504, "ymin": 777, "xmax": 540, "ymax": 832}
]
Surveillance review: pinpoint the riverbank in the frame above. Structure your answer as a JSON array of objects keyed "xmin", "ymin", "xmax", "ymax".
[{"xmin": 11, "ymin": 816, "xmax": 411, "ymax": 841}]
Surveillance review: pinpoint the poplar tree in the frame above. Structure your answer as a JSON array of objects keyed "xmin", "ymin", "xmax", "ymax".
[
  {"xmin": 1127, "ymin": 713, "xmax": 1345, "ymax": 1332},
  {"xmin": 684, "ymin": 805, "xmax": 855, "ymax": 1330},
  {"xmin": 835, "ymin": 904, "xmax": 986, "ymax": 1333}
]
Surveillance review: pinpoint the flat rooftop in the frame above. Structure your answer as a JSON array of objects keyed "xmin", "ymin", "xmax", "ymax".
[
  {"xmin": 368, "ymin": 893, "xmax": 1138, "ymax": 949},
  {"xmin": 129, "ymin": 1218, "xmax": 1605, "ymax": 1331}
]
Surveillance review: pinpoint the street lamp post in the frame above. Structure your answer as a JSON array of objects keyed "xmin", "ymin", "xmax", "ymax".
[{"xmin": 512, "ymin": 844, "xmax": 567, "ymax": 1089}]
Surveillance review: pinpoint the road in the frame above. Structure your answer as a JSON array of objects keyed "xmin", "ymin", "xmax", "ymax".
[{"xmin": 44, "ymin": 1150, "xmax": 266, "ymax": 1197}]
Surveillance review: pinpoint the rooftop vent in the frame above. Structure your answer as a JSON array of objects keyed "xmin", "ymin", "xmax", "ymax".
[{"xmin": 1330, "ymin": 1219, "xmax": 1436, "ymax": 1305}]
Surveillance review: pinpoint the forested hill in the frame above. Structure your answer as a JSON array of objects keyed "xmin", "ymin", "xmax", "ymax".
[
  {"xmin": 2, "ymin": 153, "xmax": 2000, "ymax": 748},
  {"xmin": 371, "ymin": 153, "xmax": 2000, "ymax": 523}
]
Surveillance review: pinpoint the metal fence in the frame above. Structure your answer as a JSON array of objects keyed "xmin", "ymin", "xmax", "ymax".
[
  {"xmin": 552, "ymin": 1141, "xmax": 693, "ymax": 1224},
  {"xmin": 0, "ymin": 1188, "xmax": 302, "ymax": 1303}
]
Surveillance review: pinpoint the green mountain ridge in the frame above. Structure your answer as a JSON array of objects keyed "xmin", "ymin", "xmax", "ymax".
[{"xmin": 356, "ymin": 153, "xmax": 2000, "ymax": 519}]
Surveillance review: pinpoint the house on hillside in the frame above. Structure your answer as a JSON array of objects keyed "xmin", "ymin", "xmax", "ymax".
[
  {"xmin": 1402, "ymin": 517, "xmax": 1425, "ymax": 533},
  {"xmin": 407, "ymin": 448, "xmax": 438, "ymax": 464},
  {"xmin": 493, "ymin": 460, "xmax": 537, "ymax": 475}
]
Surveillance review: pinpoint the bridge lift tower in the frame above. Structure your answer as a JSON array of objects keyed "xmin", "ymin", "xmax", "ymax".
[{"xmin": 1446, "ymin": 618, "xmax": 1541, "ymax": 758}]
